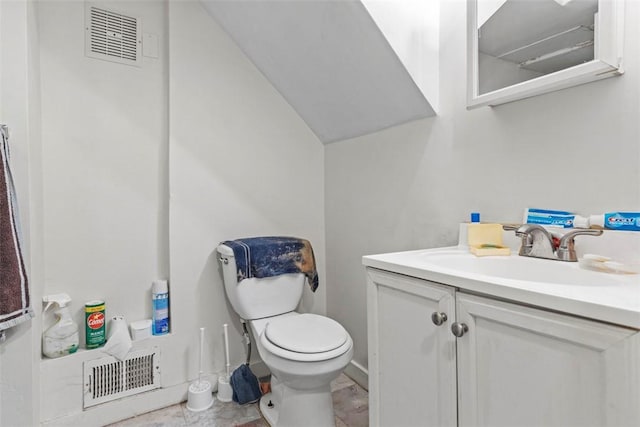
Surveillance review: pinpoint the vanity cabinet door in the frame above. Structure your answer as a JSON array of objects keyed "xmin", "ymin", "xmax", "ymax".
[
  {"xmin": 367, "ymin": 268, "xmax": 457, "ymax": 427},
  {"xmin": 455, "ymin": 292, "xmax": 640, "ymax": 427}
]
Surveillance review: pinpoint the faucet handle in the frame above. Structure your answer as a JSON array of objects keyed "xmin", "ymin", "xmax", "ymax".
[
  {"xmin": 557, "ymin": 229, "xmax": 604, "ymax": 262},
  {"xmin": 502, "ymin": 224, "xmax": 521, "ymax": 231}
]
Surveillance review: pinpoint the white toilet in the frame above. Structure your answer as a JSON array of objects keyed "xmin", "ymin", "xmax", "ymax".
[{"xmin": 217, "ymin": 243, "xmax": 353, "ymax": 427}]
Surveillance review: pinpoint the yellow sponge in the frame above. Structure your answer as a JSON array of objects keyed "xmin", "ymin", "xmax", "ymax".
[{"xmin": 468, "ymin": 223, "xmax": 510, "ymax": 257}]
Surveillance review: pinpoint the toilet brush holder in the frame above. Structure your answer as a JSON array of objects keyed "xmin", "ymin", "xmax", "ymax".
[
  {"xmin": 186, "ymin": 380, "xmax": 214, "ymax": 412},
  {"xmin": 187, "ymin": 326, "xmax": 214, "ymax": 411},
  {"xmin": 217, "ymin": 375, "xmax": 233, "ymax": 403}
]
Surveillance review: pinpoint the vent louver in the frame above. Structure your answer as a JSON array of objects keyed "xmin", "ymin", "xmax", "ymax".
[
  {"xmin": 85, "ymin": 5, "xmax": 141, "ymax": 66},
  {"xmin": 83, "ymin": 347, "xmax": 161, "ymax": 408}
]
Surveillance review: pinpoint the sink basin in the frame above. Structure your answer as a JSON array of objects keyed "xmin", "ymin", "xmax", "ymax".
[{"xmin": 418, "ymin": 249, "xmax": 631, "ymax": 287}]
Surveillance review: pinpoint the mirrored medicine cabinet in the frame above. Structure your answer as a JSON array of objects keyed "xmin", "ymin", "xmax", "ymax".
[{"xmin": 467, "ymin": 0, "xmax": 624, "ymax": 109}]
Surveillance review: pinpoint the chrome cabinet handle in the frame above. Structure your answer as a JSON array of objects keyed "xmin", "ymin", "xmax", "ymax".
[
  {"xmin": 431, "ymin": 312, "xmax": 448, "ymax": 326},
  {"xmin": 451, "ymin": 322, "xmax": 469, "ymax": 337}
]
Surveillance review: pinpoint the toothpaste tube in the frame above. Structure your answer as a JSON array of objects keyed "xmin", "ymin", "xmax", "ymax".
[
  {"xmin": 590, "ymin": 212, "xmax": 640, "ymax": 232},
  {"xmin": 524, "ymin": 208, "xmax": 578, "ymax": 228}
]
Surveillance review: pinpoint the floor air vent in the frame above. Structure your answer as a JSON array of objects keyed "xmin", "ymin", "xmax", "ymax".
[
  {"xmin": 85, "ymin": 4, "xmax": 141, "ymax": 66},
  {"xmin": 83, "ymin": 347, "xmax": 161, "ymax": 408}
]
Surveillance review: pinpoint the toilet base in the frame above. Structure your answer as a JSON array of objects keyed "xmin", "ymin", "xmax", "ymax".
[
  {"xmin": 259, "ymin": 392, "xmax": 278, "ymax": 426},
  {"xmin": 258, "ymin": 380, "xmax": 335, "ymax": 427}
]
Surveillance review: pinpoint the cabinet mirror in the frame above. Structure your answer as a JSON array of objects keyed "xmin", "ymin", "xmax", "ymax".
[{"xmin": 467, "ymin": 0, "xmax": 624, "ymax": 109}]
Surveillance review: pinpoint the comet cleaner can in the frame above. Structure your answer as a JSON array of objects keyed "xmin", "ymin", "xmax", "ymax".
[{"xmin": 85, "ymin": 300, "xmax": 106, "ymax": 349}]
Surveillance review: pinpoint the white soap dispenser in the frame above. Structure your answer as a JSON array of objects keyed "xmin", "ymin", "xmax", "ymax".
[{"xmin": 42, "ymin": 293, "xmax": 79, "ymax": 358}]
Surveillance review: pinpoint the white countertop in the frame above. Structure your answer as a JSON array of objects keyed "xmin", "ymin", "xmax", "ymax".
[{"xmin": 363, "ymin": 246, "xmax": 640, "ymax": 329}]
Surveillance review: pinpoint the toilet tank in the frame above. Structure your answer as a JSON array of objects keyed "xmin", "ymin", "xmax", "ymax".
[{"xmin": 217, "ymin": 244, "xmax": 305, "ymax": 320}]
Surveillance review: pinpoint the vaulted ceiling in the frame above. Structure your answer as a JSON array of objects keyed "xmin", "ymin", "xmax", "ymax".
[{"xmin": 200, "ymin": 0, "xmax": 436, "ymax": 144}]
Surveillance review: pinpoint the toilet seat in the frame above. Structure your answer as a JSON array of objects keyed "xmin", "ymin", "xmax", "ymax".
[
  {"xmin": 266, "ymin": 313, "xmax": 348, "ymax": 353},
  {"xmin": 259, "ymin": 313, "xmax": 352, "ymax": 362}
]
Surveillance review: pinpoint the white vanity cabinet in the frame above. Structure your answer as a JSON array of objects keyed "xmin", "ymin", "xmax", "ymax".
[
  {"xmin": 367, "ymin": 269, "xmax": 457, "ymax": 427},
  {"xmin": 366, "ymin": 267, "xmax": 640, "ymax": 427}
]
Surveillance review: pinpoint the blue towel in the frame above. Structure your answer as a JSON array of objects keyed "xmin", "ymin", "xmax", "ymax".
[
  {"xmin": 230, "ymin": 364, "xmax": 262, "ymax": 405},
  {"xmin": 222, "ymin": 236, "xmax": 318, "ymax": 292}
]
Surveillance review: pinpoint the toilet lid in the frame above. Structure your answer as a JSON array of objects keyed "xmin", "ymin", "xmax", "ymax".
[{"xmin": 264, "ymin": 313, "xmax": 348, "ymax": 354}]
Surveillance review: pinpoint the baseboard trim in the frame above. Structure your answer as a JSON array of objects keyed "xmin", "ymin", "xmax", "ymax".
[
  {"xmin": 41, "ymin": 382, "xmax": 189, "ymax": 427},
  {"xmin": 344, "ymin": 360, "xmax": 368, "ymax": 391}
]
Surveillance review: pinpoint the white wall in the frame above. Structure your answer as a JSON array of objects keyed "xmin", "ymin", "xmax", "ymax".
[
  {"xmin": 326, "ymin": 0, "xmax": 640, "ymax": 375},
  {"xmin": 38, "ymin": 0, "xmax": 169, "ymax": 323},
  {"xmin": 168, "ymin": 0, "xmax": 325, "ymax": 381},
  {"xmin": 36, "ymin": 0, "xmax": 170, "ymax": 423}
]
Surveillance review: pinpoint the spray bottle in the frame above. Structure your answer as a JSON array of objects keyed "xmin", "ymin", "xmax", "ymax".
[
  {"xmin": 42, "ymin": 293, "xmax": 79, "ymax": 358},
  {"xmin": 152, "ymin": 280, "xmax": 170, "ymax": 335}
]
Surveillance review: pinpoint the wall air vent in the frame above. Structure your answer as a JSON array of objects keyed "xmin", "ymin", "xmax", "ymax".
[
  {"xmin": 83, "ymin": 347, "xmax": 161, "ymax": 408},
  {"xmin": 85, "ymin": 4, "xmax": 141, "ymax": 66}
]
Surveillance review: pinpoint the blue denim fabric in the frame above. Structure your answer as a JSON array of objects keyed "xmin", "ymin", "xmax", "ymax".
[{"xmin": 222, "ymin": 236, "xmax": 319, "ymax": 292}]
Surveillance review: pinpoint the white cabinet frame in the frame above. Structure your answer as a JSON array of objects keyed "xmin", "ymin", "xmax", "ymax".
[{"xmin": 467, "ymin": 0, "xmax": 625, "ymax": 109}]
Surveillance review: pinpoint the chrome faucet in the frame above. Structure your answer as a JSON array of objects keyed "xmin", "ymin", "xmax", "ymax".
[
  {"xmin": 514, "ymin": 224, "xmax": 556, "ymax": 260},
  {"xmin": 506, "ymin": 224, "xmax": 603, "ymax": 262}
]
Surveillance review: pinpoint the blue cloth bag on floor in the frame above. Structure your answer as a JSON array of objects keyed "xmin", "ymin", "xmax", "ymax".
[{"xmin": 230, "ymin": 364, "xmax": 262, "ymax": 404}]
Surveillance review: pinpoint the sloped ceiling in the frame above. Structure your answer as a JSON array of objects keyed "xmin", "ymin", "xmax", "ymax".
[{"xmin": 200, "ymin": 0, "xmax": 436, "ymax": 144}]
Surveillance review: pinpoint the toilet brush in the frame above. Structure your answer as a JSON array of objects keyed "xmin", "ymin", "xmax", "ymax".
[
  {"xmin": 217, "ymin": 323, "xmax": 233, "ymax": 402},
  {"xmin": 186, "ymin": 327, "xmax": 214, "ymax": 412}
]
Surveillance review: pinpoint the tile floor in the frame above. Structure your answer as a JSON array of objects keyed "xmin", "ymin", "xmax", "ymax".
[{"xmin": 106, "ymin": 374, "xmax": 368, "ymax": 427}]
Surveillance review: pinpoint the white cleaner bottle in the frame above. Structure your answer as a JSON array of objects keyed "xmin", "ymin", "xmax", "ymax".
[{"xmin": 42, "ymin": 293, "xmax": 79, "ymax": 358}]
